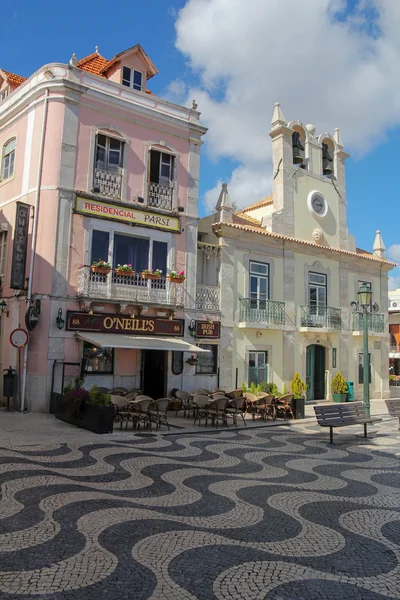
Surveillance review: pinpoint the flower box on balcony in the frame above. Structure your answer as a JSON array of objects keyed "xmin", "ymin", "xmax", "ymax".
[
  {"xmin": 91, "ymin": 266, "xmax": 111, "ymax": 275},
  {"xmin": 141, "ymin": 270, "xmax": 162, "ymax": 280},
  {"xmin": 115, "ymin": 270, "xmax": 134, "ymax": 277},
  {"xmin": 167, "ymin": 270, "xmax": 185, "ymax": 284}
]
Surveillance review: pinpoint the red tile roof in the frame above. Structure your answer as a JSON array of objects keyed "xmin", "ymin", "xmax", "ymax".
[
  {"xmin": 212, "ymin": 221, "xmax": 396, "ymax": 266},
  {"xmin": 1, "ymin": 69, "xmax": 26, "ymax": 87},
  {"xmin": 77, "ymin": 52, "xmax": 109, "ymax": 75},
  {"xmin": 239, "ymin": 195, "xmax": 273, "ymax": 213}
]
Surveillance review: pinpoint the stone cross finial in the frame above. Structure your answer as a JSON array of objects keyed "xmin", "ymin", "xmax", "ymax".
[
  {"xmin": 270, "ymin": 102, "xmax": 287, "ymax": 130},
  {"xmin": 373, "ymin": 230, "xmax": 386, "ymax": 259},
  {"xmin": 69, "ymin": 53, "xmax": 78, "ymax": 67},
  {"xmin": 214, "ymin": 183, "xmax": 233, "ymax": 223}
]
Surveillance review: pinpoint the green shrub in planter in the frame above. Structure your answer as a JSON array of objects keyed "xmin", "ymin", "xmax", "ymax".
[
  {"xmin": 332, "ymin": 371, "xmax": 348, "ymax": 403},
  {"xmin": 290, "ymin": 372, "xmax": 307, "ymax": 399}
]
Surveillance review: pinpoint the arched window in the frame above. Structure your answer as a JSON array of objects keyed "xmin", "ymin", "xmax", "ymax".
[
  {"xmin": 321, "ymin": 137, "xmax": 335, "ymax": 179},
  {"xmin": 2, "ymin": 138, "xmax": 16, "ymax": 180}
]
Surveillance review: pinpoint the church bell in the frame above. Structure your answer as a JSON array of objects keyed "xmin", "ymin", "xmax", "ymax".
[
  {"xmin": 292, "ymin": 131, "xmax": 304, "ymax": 165},
  {"xmin": 322, "ymin": 143, "xmax": 333, "ymax": 176}
]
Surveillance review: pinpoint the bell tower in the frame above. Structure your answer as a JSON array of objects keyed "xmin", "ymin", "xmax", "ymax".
[{"xmin": 266, "ymin": 103, "xmax": 351, "ymax": 251}]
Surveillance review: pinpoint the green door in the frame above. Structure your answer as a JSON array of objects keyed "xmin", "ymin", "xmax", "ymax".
[
  {"xmin": 314, "ymin": 345, "xmax": 325, "ymax": 400},
  {"xmin": 306, "ymin": 344, "xmax": 326, "ymax": 401},
  {"xmin": 306, "ymin": 345, "xmax": 314, "ymax": 401}
]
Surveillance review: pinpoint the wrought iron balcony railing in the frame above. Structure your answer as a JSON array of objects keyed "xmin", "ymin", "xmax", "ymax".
[
  {"xmin": 93, "ymin": 168, "xmax": 122, "ymax": 199},
  {"xmin": 77, "ymin": 267, "xmax": 185, "ymax": 307},
  {"xmin": 300, "ymin": 305, "xmax": 341, "ymax": 329},
  {"xmin": 148, "ymin": 182, "xmax": 173, "ymax": 210},
  {"xmin": 351, "ymin": 313, "xmax": 385, "ymax": 334},
  {"xmin": 239, "ymin": 298, "xmax": 285, "ymax": 326},
  {"xmin": 195, "ymin": 284, "xmax": 220, "ymax": 311}
]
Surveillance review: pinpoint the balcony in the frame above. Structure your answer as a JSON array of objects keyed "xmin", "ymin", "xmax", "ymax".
[
  {"xmin": 196, "ymin": 284, "xmax": 220, "ymax": 311},
  {"xmin": 77, "ymin": 267, "xmax": 185, "ymax": 307},
  {"xmin": 351, "ymin": 313, "xmax": 385, "ymax": 335},
  {"xmin": 300, "ymin": 305, "xmax": 341, "ymax": 330},
  {"xmin": 93, "ymin": 168, "xmax": 122, "ymax": 200},
  {"xmin": 148, "ymin": 182, "xmax": 173, "ymax": 210},
  {"xmin": 238, "ymin": 298, "xmax": 285, "ymax": 329}
]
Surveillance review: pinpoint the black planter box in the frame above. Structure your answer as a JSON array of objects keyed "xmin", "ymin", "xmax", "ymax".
[
  {"xmin": 292, "ymin": 397, "xmax": 305, "ymax": 419},
  {"xmin": 54, "ymin": 395, "xmax": 114, "ymax": 434}
]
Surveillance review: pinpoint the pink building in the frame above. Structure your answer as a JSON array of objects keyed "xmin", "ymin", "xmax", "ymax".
[{"xmin": 0, "ymin": 45, "xmax": 221, "ymax": 412}]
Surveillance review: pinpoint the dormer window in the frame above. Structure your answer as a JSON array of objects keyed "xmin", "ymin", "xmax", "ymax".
[{"xmin": 122, "ymin": 67, "xmax": 143, "ymax": 91}]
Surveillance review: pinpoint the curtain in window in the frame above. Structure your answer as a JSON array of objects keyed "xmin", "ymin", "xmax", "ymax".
[
  {"xmin": 91, "ymin": 230, "xmax": 110, "ymax": 264},
  {"xmin": 113, "ymin": 234, "xmax": 149, "ymax": 271},
  {"xmin": 152, "ymin": 241, "xmax": 167, "ymax": 274}
]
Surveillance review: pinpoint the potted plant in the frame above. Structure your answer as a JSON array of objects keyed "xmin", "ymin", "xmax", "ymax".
[
  {"xmin": 91, "ymin": 259, "xmax": 111, "ymax": 275},
  {"xmin": 54, "ymin": 380, "xmax": 114, "ymax": 434},
  {"xmin": 290, "ymin": 372, "xmax": 307, "ymax": 418},
  {"xmin": 141, "ymin": 269, "xmax": 162, "ymax": 280},
  {"xmin": 167, "ymin": 270, "xmax": 185, "ymax": 283},
  {"xmin": 115, "ymin": 263, "xmax": 134, "ymax": 277},
  {"xmin": 186, "ymin": 354, "xmax": 198, "ymax": 366},
  {"xmin": 332, "ymin": 371, "xmax": 348, "ymax": 403}
]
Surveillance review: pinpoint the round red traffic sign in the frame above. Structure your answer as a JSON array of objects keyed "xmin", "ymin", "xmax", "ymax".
[{"xmin": 10, "ymin": 328, "xmax": 29, "ymax": 348}]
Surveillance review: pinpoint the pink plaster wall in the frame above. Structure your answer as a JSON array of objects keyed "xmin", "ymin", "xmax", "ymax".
[
  {"xmin": 74, "ymin": 103, "xmax": 190, "ymax": 208},
  {"xmin": 116, "ymin": 348, "xmax": 140, "ymax": 376}
]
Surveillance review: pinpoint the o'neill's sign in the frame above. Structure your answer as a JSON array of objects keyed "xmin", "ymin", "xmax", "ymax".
[
  {"xmin": 66, "ymin": 312, "xmax": 184, "ymax": 337},
  {"xmin": 75, "ymin": 196, "xmax": 180, "ymax": 232}
]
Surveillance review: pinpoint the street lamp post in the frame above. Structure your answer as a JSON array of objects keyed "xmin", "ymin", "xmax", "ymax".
[{"xmin": 352, "ymin": 283, "xmax": 373, "ymax": 417}]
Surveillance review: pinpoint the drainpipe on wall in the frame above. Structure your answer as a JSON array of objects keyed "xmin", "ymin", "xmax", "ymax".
[{"xmin": 20, "ymin": 88, "xmax": 49, "ymax": 412}]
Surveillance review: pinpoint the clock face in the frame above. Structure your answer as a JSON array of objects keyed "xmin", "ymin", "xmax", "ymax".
[
  {"xmin": 307, "ymin": 191, "xmax": 327, "ymax": 217},
  {"xmin": 311, "ymin": 195, "xmax": 325, "ymax": 214}
]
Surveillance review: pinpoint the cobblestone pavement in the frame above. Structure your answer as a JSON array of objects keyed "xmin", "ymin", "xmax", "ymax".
[{"xmin": 1, "ymin": 417, "xmax": 400, "ymax": 599}]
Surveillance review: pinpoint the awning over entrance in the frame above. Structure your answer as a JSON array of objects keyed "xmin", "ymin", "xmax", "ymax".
[
  {"xmin": 76, "ymin": 332, "xmax": 210, "ymax": 353},
  {"xmin": 389, "ymin": 352, "xmax": 400, "ymax": 359}
]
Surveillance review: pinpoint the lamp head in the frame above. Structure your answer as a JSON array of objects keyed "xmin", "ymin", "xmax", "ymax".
[
  {"xmin": 56, "ymin": 308, "xmax": 65, "ymax": 330},
  {"xmin": 357, "ymin": 283, "xmax": 372, "ymax": 309}
]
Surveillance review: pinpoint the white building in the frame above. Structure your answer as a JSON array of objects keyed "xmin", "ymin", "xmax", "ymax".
[{"xmin": 198, "ymin": 104, "xmax": 394, "ymax": 401}]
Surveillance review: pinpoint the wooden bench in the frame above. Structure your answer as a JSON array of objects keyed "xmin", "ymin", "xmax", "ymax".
[
  {"xmin": 314, "ymin": 402, "xmax": 382, "ymax": 443},
  {"xmin": 385, "ymin": 399, "xmax": 400, "ymax": 429}
]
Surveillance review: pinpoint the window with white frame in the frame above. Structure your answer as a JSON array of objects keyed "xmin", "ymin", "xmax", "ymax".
[
  {"xmin": 95, "ymin": 134, "xmax": 123, "ymax": 172},
  {"xmin": 0, "ymin": 231, "xmax": 7, "ymax": 277},
  {"xmin": 90, "ymin": 229, "xmax": 168, "ymax": 275},
  {"xmin": 248, "ymin": 351, "xmax": 268, "ymax": 386},
  {"xmin": 148, "ymin": 149, "xmax": 175, "ymax": 209},
  {"xmin": 122, "ymin": 66, "xmax": 143, "ymax": 91},
  {"xmin": 195, "ymin": 344, "xmax": 218, "ymax": 375},
  {"xmin": 0, "ymin": 88, "xmax": 8, "ymax": 103},
  {"xmin": 149, "ymin": 150, "xmax": 173, "ymax": 185},
  {"xmin": 1, "ymin": 138, "xmax": 16, "ymax": 180},
  {"xmin": 249, "ymin": 261, "xmax": 269, "ymax": 309}
]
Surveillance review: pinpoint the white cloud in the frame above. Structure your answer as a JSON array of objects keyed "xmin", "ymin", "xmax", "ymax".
[
  {"xmin": 387, "ymin": 244, "xmax": 400, "ymax": 263},
  {"xmin": 174, "ymin": 0, "xmax": 400, "ymax": 209},
  {"xmin": 204, "ymin": 165, "xmax": 272, "ymax": 212},
  {"xmin": 389, "ymin": 272, "xmax": 400, "ymax": 291}
]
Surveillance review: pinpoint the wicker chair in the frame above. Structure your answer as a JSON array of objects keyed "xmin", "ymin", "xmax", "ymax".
[
  {"xmin": 225, "ymin": 397, "xmax": 247, "ymax": 427},
  {"xmin": 110, "ymin": 387, "xmax": 129, "ymax": 395},
  {"xmin": 204, "ymin": 397, "xmax": 229, "ymax": 427},
  {"xmin": 192, "ymin": 395, "xmax": 212, "ymax": 425},
  {"xmin": 129, "ymin": 398, "xmax": 153, "ymax": 431},
  {"xmin": 211, "ymin": 388, "xmax": 225, "ymax": 393},
  {"xmin": 274, "ymin": 393, "xmax": 294, "ymax": 420},
  {"xmin": 111, "ymin": 396, "xmax": 131, "ymax": 429},
  {"xmin": 175, "ymin": 390, "xmax": 191, "ymax": 417},
  {"xmin": 125, "ymin": 391, "xmax": 139, "ymax": 401},
  {"xmin": 257, "ymin": 394, "xmax": 276, "ymax": 421},
  {"xmin": 148, "ymin": 398, "xmax": 170, "ymax": 431},
  {"xmin": 193, "ymin": 388, "xmax": 211, "ymax": 396}
]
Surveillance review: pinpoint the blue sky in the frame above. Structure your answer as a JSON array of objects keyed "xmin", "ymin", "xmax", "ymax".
[{"xmin": 2, "ymin": 0, "xmax": 399, "ymax": 285}]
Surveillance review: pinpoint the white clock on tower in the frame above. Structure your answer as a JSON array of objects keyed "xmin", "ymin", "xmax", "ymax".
[{"xmin": 307, "ymin": 190, "xmax": 328, "ymax": 217}]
